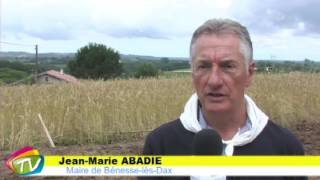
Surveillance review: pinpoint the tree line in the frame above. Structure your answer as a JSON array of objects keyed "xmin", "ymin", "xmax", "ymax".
[{"xmin": 0, "ymin": 43, "xmax": 320, "ymax": 84}]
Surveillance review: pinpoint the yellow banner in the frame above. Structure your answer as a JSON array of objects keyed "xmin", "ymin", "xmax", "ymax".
[{"xmin": 44, "ymin": 156, "xmax": 320, "ymax": 167}]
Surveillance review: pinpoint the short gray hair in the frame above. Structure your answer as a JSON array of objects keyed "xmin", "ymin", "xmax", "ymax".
[{"xmin": 190, "ymin": 18, "xmax": 253, "ymax": 69}]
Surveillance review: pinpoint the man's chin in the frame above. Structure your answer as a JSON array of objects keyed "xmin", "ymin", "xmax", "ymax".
[{"xmin": 202, "ymin": 102, "xmax": 230, "ymax": 114}]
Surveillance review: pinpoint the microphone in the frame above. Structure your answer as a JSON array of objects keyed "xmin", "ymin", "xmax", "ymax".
[{"xmin": 192, "ymin": 129, "xmax": 223, "ymax": 155}]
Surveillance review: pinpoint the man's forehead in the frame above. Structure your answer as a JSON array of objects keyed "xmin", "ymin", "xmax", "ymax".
[
  {"xmin": 196, "ymin": 33, "xmax": 241, "ymax": 45},
  {"xmin": 193, "ymin": 34, "xmax": 241, "ymax": 54},
  {"xmin": 195, "ymin": 46, "xmax": 241, "ymax": 59}
]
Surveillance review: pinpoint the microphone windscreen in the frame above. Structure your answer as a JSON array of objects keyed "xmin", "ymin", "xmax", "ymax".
[{"xmin": 192, "ymin": 129, "xmax": 223, "ymax": 155}]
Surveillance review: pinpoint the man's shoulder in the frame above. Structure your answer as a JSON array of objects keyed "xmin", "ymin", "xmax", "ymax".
[
  {"xmin": 236, "ymin": 120, "xmax": 304, "ymax": 155},
  {"xmin": 143, "ymin": 119, "xmax": 194, "ymax": 155},
  {"xmin": 265, "ymin": 120, "xmax": 299, "ymax": 140},
  {"xmin": 263, "ymin": 120, "xmax": 304, "ymax": 154},
  {"xmin": 147, "ymin": 119, "xmax": 192, "ymax": 139}
]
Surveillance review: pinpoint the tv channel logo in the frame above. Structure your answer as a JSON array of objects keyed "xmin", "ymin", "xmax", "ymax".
[{"xmin": 5, "ymin": 146, "xmax": 44, "ymax": 176}]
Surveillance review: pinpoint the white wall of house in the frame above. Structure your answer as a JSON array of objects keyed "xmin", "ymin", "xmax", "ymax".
[{"xmin": 37, "ymin": 75, "xmax": 64, "ymax": 84}]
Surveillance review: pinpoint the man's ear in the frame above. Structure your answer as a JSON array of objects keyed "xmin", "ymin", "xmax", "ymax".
[{"xmin": 245, "ymin": 61, "xmax": 255, "ymax": 87}]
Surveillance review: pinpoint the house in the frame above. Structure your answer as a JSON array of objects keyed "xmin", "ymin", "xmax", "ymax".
[{"xmin": 37, "ymin": 70, "xmax": 78, "ymax": 84}]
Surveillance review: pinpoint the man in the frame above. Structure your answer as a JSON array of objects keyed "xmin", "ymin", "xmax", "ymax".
[{"xmin": 141, "ymin": 19, "xmax": 306, "ymax": 180}]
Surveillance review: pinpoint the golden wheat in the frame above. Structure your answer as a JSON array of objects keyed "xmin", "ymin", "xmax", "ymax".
[{"xmin": 0, "ymin": 73, "xmax": 319, "ymax": 150}]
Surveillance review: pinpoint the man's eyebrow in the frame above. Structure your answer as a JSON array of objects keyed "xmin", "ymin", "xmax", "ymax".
[
  {"xmin": 195, "ymin": 59, "xmax": 211, "ymax": 63},
  {"xmin": 221, "ymin": 59, "xmax": 238, "ymax": 64},
  {"xmin": 195, "ymin": 60, "xmax": 211, "ymax": 65}
]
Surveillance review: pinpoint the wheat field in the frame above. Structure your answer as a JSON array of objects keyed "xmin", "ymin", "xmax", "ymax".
[{"xmin": 0, "ymin": 72, "xmax": 319, "ymax": 151}]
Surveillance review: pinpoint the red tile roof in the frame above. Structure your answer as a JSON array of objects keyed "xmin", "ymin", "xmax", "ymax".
[{"xmin": 39, "ymin": 70, "xmax": 78, "ymax": 83}]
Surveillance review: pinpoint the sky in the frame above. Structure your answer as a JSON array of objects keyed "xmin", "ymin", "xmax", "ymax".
[{"xmin": 0, "ymin": 0, "xmax": 320, "ymax": 61}]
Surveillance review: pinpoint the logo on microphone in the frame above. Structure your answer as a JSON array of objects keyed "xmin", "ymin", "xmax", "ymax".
[{"xmin": 5, "ymin": 146, "xmax": 44, "ymax": 176}]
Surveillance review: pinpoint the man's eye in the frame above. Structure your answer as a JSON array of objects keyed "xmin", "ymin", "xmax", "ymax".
[
  {"xmin": 198, "ymin": 64, "xmax": 210, "ymax": 69},
  {"xmin": 223, "ymin": 63, "xmax": 235, "ymax": 69}
]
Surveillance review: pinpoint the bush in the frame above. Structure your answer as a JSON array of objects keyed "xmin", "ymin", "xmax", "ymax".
[
  {"xmin": 0, "ymin": 68, "xmax": 28, "ymax": 84},
  {"xmin": 135, "ymin": 63, "xmax": 159, "ymax": 78}
]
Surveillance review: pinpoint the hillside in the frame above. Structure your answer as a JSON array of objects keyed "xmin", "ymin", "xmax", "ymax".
[
  {"xmin": 0, "ymin": 51, "xmax": 189, "ymax": 62},
  {"xmin": 0, "ymin": 51, "xmax": 319, "ymax": 85}
]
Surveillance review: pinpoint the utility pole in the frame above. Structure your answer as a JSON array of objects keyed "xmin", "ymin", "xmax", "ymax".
[{"xmin": 34, "ymin": 44, "xmax": 39, "ymax": 83}]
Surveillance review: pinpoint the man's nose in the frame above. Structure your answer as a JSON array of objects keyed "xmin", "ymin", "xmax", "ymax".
[{"xmin": 207, "ymin": 66, "xmax": 223, "ymax": 88}]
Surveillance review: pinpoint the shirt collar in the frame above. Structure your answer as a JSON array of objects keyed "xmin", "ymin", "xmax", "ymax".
[{"xmin": 198, "ymin": 108, "xmax": 252, "ymax": 135}]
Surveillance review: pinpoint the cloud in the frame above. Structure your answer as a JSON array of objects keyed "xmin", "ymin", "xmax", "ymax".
[
  {"xmin": 2, "ymin": 0, "xmax": 319, "ymax": 60},
  {"xmin": 107, "ymin": 27, "xmax": 169, "ymax": 39},
  {"xmin": 3, "ymin": 0, "xmax": 320, "ymax": 41},
  {"xmin": 3, "ymin": 0, "xmax": 234, "ymax": 40},
  {"xmin": 3, "ymin": 0, "xmax": 90, "ymax": 40},
  {"xmin": 230, "ymin": 0, "xmax": 320, "ymax": 36}
]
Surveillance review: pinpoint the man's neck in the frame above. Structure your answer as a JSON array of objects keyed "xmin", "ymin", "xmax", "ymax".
[{"xmin": 201, "ymin": 102, "xmax": 247, "ymax": 141}]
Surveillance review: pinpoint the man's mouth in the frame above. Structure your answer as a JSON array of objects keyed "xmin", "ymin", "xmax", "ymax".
[
  {"xmin": 206, "ymin": 92, "xmax": 226, "ymax": 101},
  {"xmin": 207, "ymin": 92, "xmax": 225, "ymax": 97}
]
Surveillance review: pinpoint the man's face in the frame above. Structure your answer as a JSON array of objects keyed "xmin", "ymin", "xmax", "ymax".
[{"xmin": 192, "ymin": 33, "xmax": 255, "ymax": 113}]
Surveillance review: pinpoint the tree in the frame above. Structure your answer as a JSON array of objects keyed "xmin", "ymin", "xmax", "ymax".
[
  {"xmin": 134, "ymin": 63, "xmax": 159, "ymax": 78},
  {"xmin": 68, "ymin": 43, "xmax": 122, "ymax": 79},
  {"xmin": 160, "ymin": 57, "xmax": 170, "ymax": 63}
]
